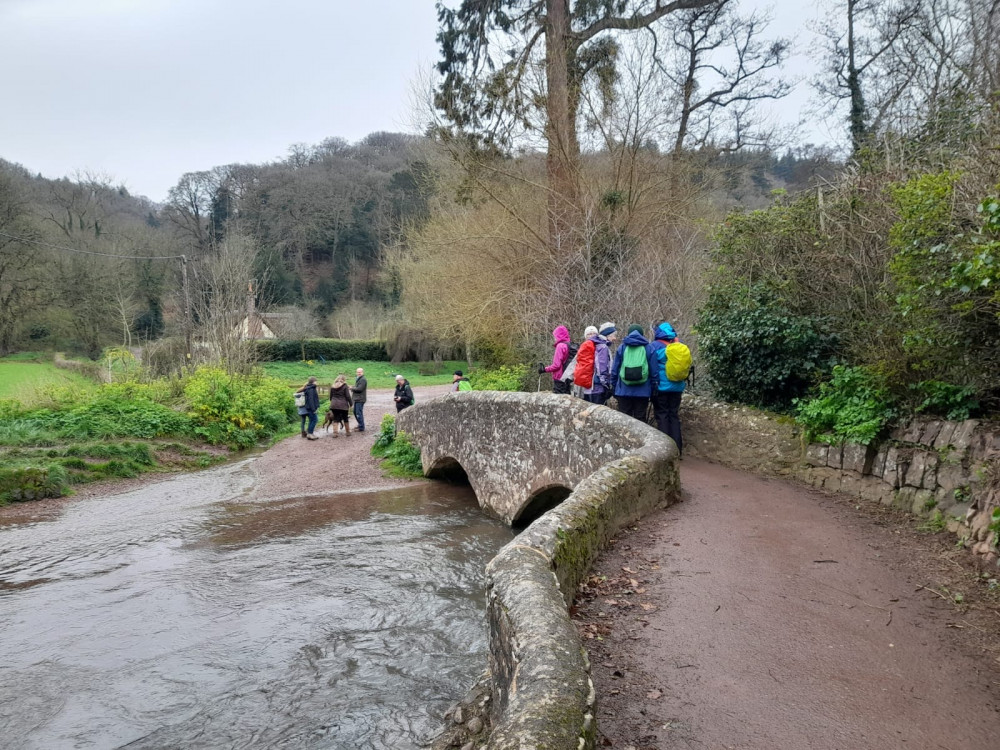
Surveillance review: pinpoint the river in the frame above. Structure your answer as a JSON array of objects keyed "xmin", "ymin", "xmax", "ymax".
[{"xmin": 0, "ymin": 460, "xmax": 513, "ymax": 749}]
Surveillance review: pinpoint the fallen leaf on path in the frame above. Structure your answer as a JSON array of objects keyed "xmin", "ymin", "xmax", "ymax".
[{"xmin": 646, "ymin": 689, "xmax": 662, "ymax": 699}]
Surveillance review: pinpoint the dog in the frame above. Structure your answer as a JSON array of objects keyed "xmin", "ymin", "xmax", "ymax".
[{"xmin": 321, "ymin": 409, "xmax": 336, "ymax": 433}]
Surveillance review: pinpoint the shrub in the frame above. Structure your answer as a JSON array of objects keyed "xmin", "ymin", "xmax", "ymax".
[
  {"xmin": 370, "ymin": 414, "xmax": 423, "ymax": 477},
  {"xmin": 795, "ymin": 366, "xmax": 899, "ymax": 445},
  {"xmin": 470, "ymin": 364, "xmax": 528, "ymax": 392},
  {"xmin": 254, "ymin": 339, "xmax": 388, "ymax": 362},
  {"xmin": 32, "ymin": 397, "xmax": 192, "ymax": 441},
  {"xmin": 372, "ymin": 414, "xmax": 397, "ymax": 455},
  {"xmin": 888, "ymin": 173, "xmax": 1000, "ymax": 402},
  {"xmin": 698, "ymin": 285, "xmax": 835, "ymax": 410},
  {"xmin": 184, "ymin": 367, "xmax": 293, "ymax": 448},
  {"xmin": 383, "ymin": 432, "xmax": 424, "ymax": 476},
  {"xmin": 911, "ymin": 380, "xmax": 980, "ymax": 421}
]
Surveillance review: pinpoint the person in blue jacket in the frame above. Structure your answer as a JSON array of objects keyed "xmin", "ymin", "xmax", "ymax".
[
  {"xmin": 650, "ymin": 321, "xmax": 686, "ymax": 455},
  {"xmin": 609, "ymin": 324, "xmax": 658, "ymax": 422}
]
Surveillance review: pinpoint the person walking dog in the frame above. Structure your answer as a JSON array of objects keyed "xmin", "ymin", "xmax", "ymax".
[
  {"xmin": 328, "ymin": 373, "xmax": 354, "ymax": 437},
  {"xmin": 351, "ymin": 367, "xmax": 367, "ymax": 432}
]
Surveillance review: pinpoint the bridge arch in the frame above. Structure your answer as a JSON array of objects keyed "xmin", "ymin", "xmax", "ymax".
[{"xmin": 514, "ymin": 483, "xmax": 573, "ymax": 530}]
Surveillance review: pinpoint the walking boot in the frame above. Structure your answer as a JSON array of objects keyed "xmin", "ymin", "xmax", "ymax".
[
  {"xmin": 301, "ymin": 429, "xmax": 307, "ymax": 438},
  {"xmin": 345, "ymin": 422, "xmax": 351, "ymax": 436}
]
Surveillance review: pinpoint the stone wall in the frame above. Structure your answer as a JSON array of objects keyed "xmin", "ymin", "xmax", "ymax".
[
  {"xmin": 681, "ymin": 394, "xmax": 1000, "ymax": 566},
  {"xmin": 397, "ymin": 393, "xmax": 679, "ymax": 749}
]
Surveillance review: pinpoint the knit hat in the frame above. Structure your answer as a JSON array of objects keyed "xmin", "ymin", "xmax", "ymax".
[
  {"xmin": 584, "ymin": 325, "xmax": 598, "ymax": 338},
  {"xmin": 599, "ymin": 322, "xmax": 616, "ymax": 336},
  {"xmin": 627, "ymin": 324, "xmax": 644, "ymax": 335},
  {"xmin": 454, "ymin": 370, "xmax": 463, "ymax": 376}
]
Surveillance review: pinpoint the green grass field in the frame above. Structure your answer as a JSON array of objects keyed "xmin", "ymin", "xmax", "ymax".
[
  {"xmin": 0, "ymin": 360, "xmax": 96, "ymax": 403},
  {"xmin": 261, "ymin": 360, "xmax": 474, "ymax": 390}
]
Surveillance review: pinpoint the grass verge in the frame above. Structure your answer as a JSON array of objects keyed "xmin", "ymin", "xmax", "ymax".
[{"xmin": 262, "ymin": 360, "xmax": 473, "ymax": 390}]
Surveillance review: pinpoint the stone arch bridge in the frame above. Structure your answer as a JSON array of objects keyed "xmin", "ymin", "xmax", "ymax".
[
  {"xmin": 396, "ymin": 390, "xmax": 676, "ymax": 526},
  {"xmin": 396, "ymin": 390, "xmax": 680, "ymax": 749}
]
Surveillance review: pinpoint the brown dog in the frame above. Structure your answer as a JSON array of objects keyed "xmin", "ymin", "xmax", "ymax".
[{"xmin": 321, "ymin": 409, "xmax": 336, "ymax": 433}]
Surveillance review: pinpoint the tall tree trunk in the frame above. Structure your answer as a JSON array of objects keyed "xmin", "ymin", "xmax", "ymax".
[
  {"xmin": 545, "ymin": 0, "xmax": 581, "ymax": 251},
  {"xmin": 847, "ymin": 0, "xmax": 867, "ymax": 156}
]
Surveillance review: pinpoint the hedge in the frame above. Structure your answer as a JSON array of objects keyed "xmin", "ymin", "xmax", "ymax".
[{"xmin": 254, "ymin": 339, "xmax": 389, "ymax": 362}]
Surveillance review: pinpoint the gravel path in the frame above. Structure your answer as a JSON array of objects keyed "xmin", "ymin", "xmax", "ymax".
[
  {"xmin": 574, "ymin": 457, "xmax": 1000, "ymax": 749},
  {"xmin": 246, "ymin": 384, "xmax": 453, "ymax": 501}
]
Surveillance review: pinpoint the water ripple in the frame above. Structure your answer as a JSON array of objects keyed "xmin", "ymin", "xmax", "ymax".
[{"xmin": 0, "ymin": 465, "xmax": 511, "ymax": 750}]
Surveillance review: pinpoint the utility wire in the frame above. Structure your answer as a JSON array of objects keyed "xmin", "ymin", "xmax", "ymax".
[{"xmin": 0, "ymin": 229, "xmax": 189, "ymax": 261}]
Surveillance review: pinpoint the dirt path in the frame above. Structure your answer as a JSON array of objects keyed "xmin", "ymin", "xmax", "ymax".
[
  {"xmin": 574, "ymin": 458, "xmax": 1000, "ymax": 750},
  {"xmin": 247, "ymin": 383, "xmax": 452, "ymax": 500}
]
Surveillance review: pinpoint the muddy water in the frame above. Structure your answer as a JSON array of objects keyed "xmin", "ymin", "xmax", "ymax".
[{"xmin": 0, "ymin": 461, "xmax": 513, "ymax": 749}]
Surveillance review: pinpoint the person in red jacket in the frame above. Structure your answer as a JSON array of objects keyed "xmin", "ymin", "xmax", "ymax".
[{"xmin": 573, "ymin": 325, "xmax": 598, "ymax": 401}]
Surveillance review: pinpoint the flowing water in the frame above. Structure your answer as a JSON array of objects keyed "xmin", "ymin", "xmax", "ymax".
[{"xmin": 0, "ymin": 461, "xmax": 513, "ymax": 749}]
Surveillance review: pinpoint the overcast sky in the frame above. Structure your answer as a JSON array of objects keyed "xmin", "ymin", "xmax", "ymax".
[{"xmin": 0, "ymin": 0, "xmax": 829, "ymax": 203}]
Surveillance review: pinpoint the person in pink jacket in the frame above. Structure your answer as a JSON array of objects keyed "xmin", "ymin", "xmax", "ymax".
[{"xmin": 538, "ymin": 325, "xmax": 573, "ymax": 394}]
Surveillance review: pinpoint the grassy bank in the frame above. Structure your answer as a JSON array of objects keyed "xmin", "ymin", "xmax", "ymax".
[
  {"xmin": 262, "ymin": 360, "xmax": 473, "ymax": 390},
  {"xmin": 0, "ymin": 357, "xmax": 96, "ymax": 402},
  {"xmin": 0, "ymin": 366, "xmax": 295, "ymax": 506}
]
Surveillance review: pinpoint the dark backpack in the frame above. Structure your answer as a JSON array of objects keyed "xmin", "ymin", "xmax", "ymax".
[{"xmin": 559, "ymin": 341, "xmax": 580, "ymax": 382}]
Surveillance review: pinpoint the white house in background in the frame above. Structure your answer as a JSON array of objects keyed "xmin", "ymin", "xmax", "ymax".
[
  {"xmin": 234, "ymin": 282, "xmax": 292, "ymax": 340},
  {"xmin": 236, "ymin": 313, "xmax": 278, "ymax": 340}
]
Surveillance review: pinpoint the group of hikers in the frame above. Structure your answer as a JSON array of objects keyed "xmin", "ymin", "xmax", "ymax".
[
  {"xmin": 294, "ymin": 368, "xmax": 421, "ymax": 440},
  {"xmin": 295, "ymin": 368, "xmax": 370, "ymax": 440},
  {"xmin": 539, "ymin": 321, "xmax": 690, "ymax": 455},
  {"xmin": 290, "ymin": 323, "xmax": 689, "ymax": 455}
]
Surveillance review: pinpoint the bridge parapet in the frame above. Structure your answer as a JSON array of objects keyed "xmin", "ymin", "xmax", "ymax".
[{"xmin": 396, "ymin": 392, "xmax": 679, "ymax": 749}]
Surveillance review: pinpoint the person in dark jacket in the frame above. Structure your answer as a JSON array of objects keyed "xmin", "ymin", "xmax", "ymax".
[
  {"xmin": 394, "ymin": 375, "xmax": 414, "ymax": 412},
  {"xmin": 351, "ymin": 367, "xmax": 367, "ymax": 432},
  {"xmin": 538, "ymin": 325, "xmax": 572, "ymax": 394},
  {"xmin": 328, "ymin": 373, "xmax": 354, "ymax": 437},
  {"xmin": 609, "ymin": 324, "xmax": 659, "ymax": 422},
  {"xmin": 650, "ymin": 321, "xmax": 687, "ymax": 455},
  {"xmin": 295, "ymin": 376, "xmax": 321, "ymax": 440}
]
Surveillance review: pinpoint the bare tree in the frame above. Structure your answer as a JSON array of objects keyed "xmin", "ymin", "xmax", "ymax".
[
  {"xmin": 665, "ymin": 0, "xmax": 791, "ymax": 154},
  {"xmin": 813, "ymin": 0, "xmax": 922, "ymax": 154},
  {"xmin": 193, "ymin": 230, "xmax": 265, "ymax": 375}
]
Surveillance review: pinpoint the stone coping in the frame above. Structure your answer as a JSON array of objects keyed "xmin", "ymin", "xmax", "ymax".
[{"xmin": 397, "ymin": 392, "xmax": 679, "ymax": 748}]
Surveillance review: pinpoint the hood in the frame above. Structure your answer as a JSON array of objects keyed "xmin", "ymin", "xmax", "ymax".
[
  {"xmin": 552, "ymin": 325, "xmax": 570, "ymax": 345},
  {"xmin": 655, "ymin": 322, "xmax": 677, "ymax": 341},
  {"xmin": 621, "ymin": 330, "xmax": 650, "ymax": 347}
]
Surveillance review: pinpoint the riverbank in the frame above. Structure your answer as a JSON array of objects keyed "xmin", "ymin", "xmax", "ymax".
[{"xmin": 0, "ymin": 384, "xmax": 453, "ymax": 526}]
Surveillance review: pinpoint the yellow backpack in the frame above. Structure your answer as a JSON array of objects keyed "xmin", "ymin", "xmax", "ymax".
[{"xmin": 665, "ymin": 342, "xmax": 692, "ymax": 382}]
